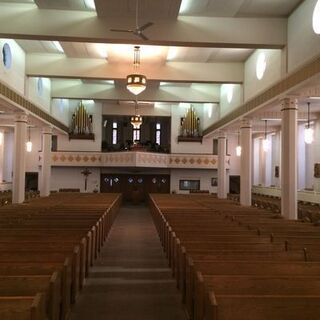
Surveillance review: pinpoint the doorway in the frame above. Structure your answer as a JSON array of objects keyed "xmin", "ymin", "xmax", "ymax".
[
  {"xmin": 229, "ymin": 175, "xmax": 240, "ymax": 194},
  {"xmin": 100, "ymin": 174, "xmax": 170, "ymax": 203}
]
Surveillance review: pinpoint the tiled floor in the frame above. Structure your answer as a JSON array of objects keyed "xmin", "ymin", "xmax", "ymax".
[{"xmin": 70, "ymin": 204, "xmax": 187, "ymax": 320}]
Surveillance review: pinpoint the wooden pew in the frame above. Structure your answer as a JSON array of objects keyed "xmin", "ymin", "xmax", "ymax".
[
  {"xmin": 0, "ymin": 293, "xmax": 47, "ymax": 320},
  {"xmin": 0, "ymin": 260, "xmax": 71, "ymax": 320},
  {"xmin": 205, "ymin": 294, "xmax": 320, "ymax": 320},
  {"xmin": 196, "ymin": 274, "xmax": 320, "ymax": 320},
  {"xmin": 0, "ymin": 273, "xmax": 60, "ymax": 320}
]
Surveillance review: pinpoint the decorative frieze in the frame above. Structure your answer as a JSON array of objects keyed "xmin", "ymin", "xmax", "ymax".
[{"xmin": 42, "ymin": 151, "xmax": 229, "ymax": 170}]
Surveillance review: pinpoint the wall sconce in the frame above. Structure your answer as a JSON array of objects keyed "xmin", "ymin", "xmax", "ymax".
[{"xmin": 26, "ymin": 126, "xmax": 32, "ymax": 152}]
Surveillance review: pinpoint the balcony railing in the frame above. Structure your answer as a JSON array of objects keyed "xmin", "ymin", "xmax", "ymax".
[{"xmin": 41, "ymin": 151, "xmax": 230, "ymax": 170}]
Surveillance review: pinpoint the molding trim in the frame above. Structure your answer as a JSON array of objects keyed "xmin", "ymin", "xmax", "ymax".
[
  {"xmin": 203, "ymin": 54, "xmax": 320, "ymax": 136},
  {"xmin": 0, "ymin": 81, "xmax": 68, "ymax": 133}
]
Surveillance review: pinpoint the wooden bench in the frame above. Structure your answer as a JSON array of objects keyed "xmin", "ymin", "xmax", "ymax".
[
  {"xmin": 0, "ymin": 293, "xmax": 47, "ymax": 320},
  {"xmin": 0, "ymin": 273, "xmax": 60, "ymax": 320}
]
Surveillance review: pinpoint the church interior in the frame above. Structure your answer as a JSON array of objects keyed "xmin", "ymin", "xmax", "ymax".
[{"xmin": 0, "ymin": 0, "xmax": 320, "ymax": 319}]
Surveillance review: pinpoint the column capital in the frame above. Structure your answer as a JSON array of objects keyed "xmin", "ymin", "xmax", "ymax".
[
  {"xmin": 240, "ymin": 118, "xmax": 252, "ymax": 129},
  {"xmin": 280, "ymin": 97, "xmax": 298, "ymax": 111},
  {"xmin": 14, "ymin": 113, "xmax": 28, "ymax": 123},
  {"xmin": 217, "ymin": 131, "xmax": 227, "ymax": 139},
  {"xmin": 42, "ymin": 126, "xmax": 53, "ymax": 135}
]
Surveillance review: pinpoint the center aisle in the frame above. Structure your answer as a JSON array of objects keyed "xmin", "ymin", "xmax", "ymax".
[{"xmin": 70, "ymin": 204, "xmax": 187, "ymax": 320}]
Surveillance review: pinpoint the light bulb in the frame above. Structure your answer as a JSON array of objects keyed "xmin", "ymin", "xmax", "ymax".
[
  {"xmin": 26, "ymin": 141, "xmax": 32, "ymax": 152},
  {"xmin": 236, "ymin": 145, "xmax": 241, "ymax": 157},
  {"xmin": 304, "ymin": 127, "xmax": 314, "ymax": 144},
  {"xmin": 262, "ymin": 139, "xmax": 269, "ymax": 152}
]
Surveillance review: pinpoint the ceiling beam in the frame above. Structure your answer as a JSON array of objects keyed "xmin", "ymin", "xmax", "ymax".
[
  {"xmin": 26, "ymin": 54, "xmax": 244, "ymax": 83},
  {"xmin": 51, "ymin": 80, "xmax": 220, "ymax": 103},
  {"xmin": 0, "ymin": 3, "xmax": 286, "ymax": 48}
]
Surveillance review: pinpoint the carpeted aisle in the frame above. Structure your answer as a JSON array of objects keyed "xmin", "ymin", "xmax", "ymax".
[{"xmin": 70, "ymin": 204, "xmax": 187, "ymax": 320}]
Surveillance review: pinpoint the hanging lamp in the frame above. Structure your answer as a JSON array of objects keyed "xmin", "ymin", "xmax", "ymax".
[
  {"xmin": 126, "ymin": 46, "xmax": 147, "ymax": 96},
  {"xmin": 130, "ymin": 100, "xmax": 143, "ymax": 129},
  {"xmin": 26, "ymin": 126, "xmax": 32, "ymax": 152}
]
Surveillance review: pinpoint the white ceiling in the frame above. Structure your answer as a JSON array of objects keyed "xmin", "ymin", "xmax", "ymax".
[
  {"xmin": 179, "ymin": 0, "xmax": 303, "ymax": 18},
  {"xmin": 16, "ymin": 40, "xmax": 254, "ymax": 63}
]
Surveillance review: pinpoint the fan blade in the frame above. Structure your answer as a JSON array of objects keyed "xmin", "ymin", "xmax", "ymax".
[
  {"xmin": 139, "ymin": 22, "xmax": 153, "ymax": 31},
  {"xmin": 110, "ymin": 29, "xmax": 133, "ymax": 33},
  {"xmin": 138, "ymin": 33, "xmax": 148, "ymax": 41}
]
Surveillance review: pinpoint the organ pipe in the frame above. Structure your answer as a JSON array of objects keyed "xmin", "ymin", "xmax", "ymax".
[
  {"xmin": 180, "ymin": 105, "xmax": 201, "ymax": 137},
  {"xmin": 70, "ymin": 102, "xmax": 93, "ymax": 136}
]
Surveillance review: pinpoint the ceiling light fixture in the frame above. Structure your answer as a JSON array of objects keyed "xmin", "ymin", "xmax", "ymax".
[
  {"xmin": 304, "ymin": 102, "xmax": 314, "ymax": 144},
  {"xmin": 126, "ymin": 46, "xmax": 147, "ymax": 96},
  {"xmin": 130, "ymin": 100, "xmax": 143, "ymax": 129},
  {"xmin": 262, "ymin": 120, "xmax": 269, "ymax": 152},
  {"xmin": 236, "ymin": 131, "xmax": 241, "ymax": 157}
]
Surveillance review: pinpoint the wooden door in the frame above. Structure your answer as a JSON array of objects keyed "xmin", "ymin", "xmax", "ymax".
[{"xmin": 100, "ymin": 174, "xmax": 122, "ymax": 193}]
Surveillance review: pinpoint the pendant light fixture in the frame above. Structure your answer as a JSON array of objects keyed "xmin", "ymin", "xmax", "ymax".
[
  {"xmin": 26, "ymin": 126, "xmax": 32, "ymax": 152},
  {"xmin": 130, "ymin": 100, "xmax": 143, "ymax": 129},
  {"xmin": 262, "ymin": 120, "xmax": 269, "ymax": 152},
  {"xmin": 236, "ymin": 131, "xmax": 241, "ymax": 157},
  {"xmin": 304, "ymin": 102, "xmax": 314, "ymax": 144},
  {"xmin": 126, "ymin": 46, "xmax": 147, "ymax": 96}
]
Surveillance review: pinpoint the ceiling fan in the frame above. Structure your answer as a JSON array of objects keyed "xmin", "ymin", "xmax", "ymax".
[{"xmin": 110, "ymin": 0, "xmax": 153, "ymax": 40}]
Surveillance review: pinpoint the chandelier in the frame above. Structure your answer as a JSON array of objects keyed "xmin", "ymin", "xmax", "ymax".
[
  {"xmin": 131, "ymin": 100, "xmax": 143, "ymax": 129},
  {"xmin": 126, "ymin": 46, "xmax": 147, "ymax": 96}
]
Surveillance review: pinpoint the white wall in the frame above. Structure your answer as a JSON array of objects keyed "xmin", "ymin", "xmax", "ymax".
[
  {"xmin": 252, "ymin": 138, "xmax": 260, "ymax": 186},
  {"xmin": 57, "ymin": 100, "xmax": 102, "ymax": 151},
  {"xmin": 297, "ymin": 124, "xmax": 306, "ymax": 190},
  {"xmin": 202, "ymin": 103, "xmax": 220, "ymax": 129},
  {"xmin": 27, "ymin": 77, "xmax": 51, "ymax": 113},
  {"xmin": 220, "ymin": 84, "xmax": 243, "ymax": 118},
  {"xmin": 265, "ymin": 135, "xmax": 272, "ymax": 187},
  {"xmin": 51, "ymin": 167, "xmax": 100, "ymax": 192},
  {"xmin": 51, "ymin": 98, "xmax": 70, "ymax": 126},
  {"xmin": 271, "ymin": 131, "xmax": 281, "ymax": 187},
  {"xmin": 288, "ymin": 0, "xmax": 320, "ymax": 72},
  {"xmin": 227, "ymin": 134, "xmax": 240, "ymax": 176},
  {"xmin": 170, "ymin": 168, "xmax": 218, "ymax": 194},
  {"xmin": 244, "ymin": 49, "xmax": 282, "ymax": 101},
  {"xmin": 0, "ymin": 39, "xmax": 25, "ymax": 95},
  {"xmin": 25, "ymin": 127, "xmax": 41, "ymax": 173},
  {"xmin": 2, "ymin": 130, "xmax": 13, "ymax": 183},
  {"xmin": 311, "ymin": 117, "xmax": 320, "ymax": 191},
  {"xmin": 102, "ymin": 102, "xmax": 171, "ymax": 117}
]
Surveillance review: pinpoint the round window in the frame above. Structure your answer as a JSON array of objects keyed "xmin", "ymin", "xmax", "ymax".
[
  {"xmin": 2, "ymin": 43, "xmax": 12, "ymax": 69},
  {"xmin": 313, "ymin": 0, "xmax": 320, "ymax": 34}
]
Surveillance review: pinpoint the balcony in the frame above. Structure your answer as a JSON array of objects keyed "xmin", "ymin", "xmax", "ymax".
[{"xmin": 41, "ymin": 151, "xmax": 230, "ymax": 170}]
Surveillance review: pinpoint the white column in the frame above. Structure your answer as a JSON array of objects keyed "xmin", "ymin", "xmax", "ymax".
[
  {"xmin": 281, "ymin": 98, "xmax": 297, "ymax": 220},
  {"xmin": 240, "ymin": 119, "xmax": 252, "ymax": 206},
  {"xmin": 259, "ymin": 138, "xmax": 266, "ymax": 186},
  {"xmin": 217, "ymin": 132, "xmax": 227, "ymax": 198},
  {"xmin": 40, "ymin": 126, "xmax": 52, "ymax": 197},
  {"xmin": 12, "ymin": 113, "xmax": 27, "ymax": 204}
]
